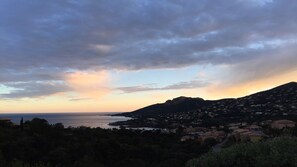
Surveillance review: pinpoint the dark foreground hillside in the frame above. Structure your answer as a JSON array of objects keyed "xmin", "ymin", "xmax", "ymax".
[
  {"xmin": 0, "ymin": 118, "xmax": 213, "ymax": 167},
  {"xmin": 187, "ymin": 137, "xmax": 297, "ymax": 167}
]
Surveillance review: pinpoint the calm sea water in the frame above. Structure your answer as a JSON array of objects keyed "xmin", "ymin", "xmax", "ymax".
[{"xmin": 0, "ymin": 112, "xmax": 130, "ymax": 129}]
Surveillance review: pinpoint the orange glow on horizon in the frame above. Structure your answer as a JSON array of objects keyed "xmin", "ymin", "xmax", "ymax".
[
  {"xmin": 203, "ymin": 70, "xmax": 297, "ymax": 100},
  {"xmin": 0, "ymin": 70, "xmax": 296, "ymax": 113}
]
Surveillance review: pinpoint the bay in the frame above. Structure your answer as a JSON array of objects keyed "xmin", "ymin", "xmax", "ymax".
[{"xmin": 0, "ymin": 112, "xmax": 130, "ymax": 129}]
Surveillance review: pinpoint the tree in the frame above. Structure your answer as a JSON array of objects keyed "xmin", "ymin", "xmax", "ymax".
[
  {"xmin": 20, "ymin": 117, "xmax": 24, "ymax": 130},
  {"xmin": 0, "ymin": 151, "xmax": 6, "ymax": 166},
  {"xmin": 26, "ymin": 118, "xmax": 50, "ymax": 133},
  {"xmin": 187, "ymin": 137, "xmax": 297, "ymax": 167}
]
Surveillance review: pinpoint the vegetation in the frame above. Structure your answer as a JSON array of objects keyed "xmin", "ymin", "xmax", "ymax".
[
  {"xmin": 187, "ymin": 137, "xmax": 297, "ymax": 167},
  {"xmin": 114, "ymin": 82, "xmax": 297, "ymax": 129},
  {"xmin": 0, "ymin": 118, "xmax": 214, "ymax": 167}
]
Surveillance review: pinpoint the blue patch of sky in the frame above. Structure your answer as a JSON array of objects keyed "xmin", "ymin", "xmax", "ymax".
[
  {"xmin": 0, "ymin": 85, "xmax": 17, "ymax": 94},
  {"xmin": 111, "ymin": 65, "xmax": 217, "ymax": 87}
]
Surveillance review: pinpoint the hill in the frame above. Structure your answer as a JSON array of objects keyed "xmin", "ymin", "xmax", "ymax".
[
  {"xmin": 117, "ymin": 96, "xmax": 206, "ymax": 117},
  {"xmin": 113, "ymin": 82, "xmax": 297, "ymax": 128}
]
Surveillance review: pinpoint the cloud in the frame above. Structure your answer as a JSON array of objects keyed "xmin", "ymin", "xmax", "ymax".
[
  {"xmin": 0, "ymin": 81, "xmax": 69, "ymax": 99},
  {"xmin": 0, "ymin": 70, "xmax": 111, "ymax": 99},
  {"xmin": 222, "ymin": 42, "xmax": 297, "ymax": 85},
  {"xmin": 0, "ymin": 69, "xmax": 64, "ymax": 83},
  {"xmin": 69, "ymin": 98, "xmax": 92, "ymax": 102},
  {"xmin": 65, "ymin": 70, "xmax": 110, "ymax": 99},
  {"xmin": 1, "ymin": 0, "xmax": 297, "ymax": 70},
  {"xmin": 117, "ymin": 80, "xmax": 208, "ymax": 93},
  {"xmin": 1, "ymin": 0, "xmax": 297, "ymax": 98}
]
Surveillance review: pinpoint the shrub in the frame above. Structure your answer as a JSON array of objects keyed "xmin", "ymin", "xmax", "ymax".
[{"xmin": 187, "ymin": 137, "xmax": 297, "ymax": 167}]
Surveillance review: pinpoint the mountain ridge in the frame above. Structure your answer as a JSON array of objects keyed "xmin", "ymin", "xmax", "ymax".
[{"xmin": 116, "ymin": 82, "xmax": 297, "ymax": 118}]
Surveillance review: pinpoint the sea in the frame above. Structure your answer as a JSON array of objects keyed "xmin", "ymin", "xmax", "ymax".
[{"xmin": 0, "ymin": 112, "xmax": 130, "ymax": 129}]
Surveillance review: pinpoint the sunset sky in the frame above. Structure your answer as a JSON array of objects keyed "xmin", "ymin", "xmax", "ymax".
[{"xmin": 1, "ymin": 0, "xmax": 297, "ymax": 113}]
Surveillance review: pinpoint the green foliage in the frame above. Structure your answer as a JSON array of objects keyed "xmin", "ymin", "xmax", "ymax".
[
  {"xmin": 114, "ymin": 158, "xmax": 146, "ymax": 167},
  {"xmin": 0, "ymin": 150, "xmax": 6, "ymax": 166},
  {"xmin": 73, "ymin": 156, "xmax": 105, "ymax": 167},
  {"xmin": 157, "ymin": 159, "xmax": 185, "ymax": 167},
  {"xmin": 187, "ymin": 137, "xmax": 297, "ymax": 167},
  {"xmin": 0, "ymin": 119, "xmax": 211, "ymax": 167},
  {"xmin": 25, "ymin": 118, "xmax": 50, "ymax": 133},
  {"xmin": 204, "ymin": 138, "xmax": 217, "ymax": 147},
  {"xmin": 9, "ymin": 159, "xmax": 51, "ymax": 167}
]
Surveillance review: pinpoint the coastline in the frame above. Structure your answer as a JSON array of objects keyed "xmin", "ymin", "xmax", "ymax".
[{"xmin": 0, "ymin": 112, "xmax": 131, "ymax": 129}]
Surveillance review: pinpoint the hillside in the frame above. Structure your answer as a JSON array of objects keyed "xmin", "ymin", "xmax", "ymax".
[
  {"xmin": 117, "ymin": 96, "xmax": 206, "ymax": 117},
  {"xmin": 113, "ymin": 82, "xmax": 297, "ymax": 128}
]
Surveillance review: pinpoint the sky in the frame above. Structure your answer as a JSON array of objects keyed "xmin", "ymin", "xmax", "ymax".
[{"xmin": 0, "ymin": 0, "xmax": 297, "ymax": 113}]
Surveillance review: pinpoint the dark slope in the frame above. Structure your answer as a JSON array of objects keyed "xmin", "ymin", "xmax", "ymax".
[
  {"xmin": 239, "ymin": 81, "xmax": 297, "ymax": 102},
  {"xmin": 117, "ymin": 82, "xmax": 297, "ymax": 118},
  {"xmin": 118, "ymin": 96, "xmax": 206, "ymax": 117}
]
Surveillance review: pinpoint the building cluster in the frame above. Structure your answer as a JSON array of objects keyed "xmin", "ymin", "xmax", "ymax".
[
  {"xmin": 180, "ymin": 119, "xmax": 296, "ymax": 144},
  {"xmin": 181, "ymin": 128, "xmax": 226, "ymax": 143},
  {"xmin": 230, "ymin": 124, "xmax": 266, "ymax": 143},
  {"xmin": 270, "ymin": 120, "xmax": 296, "ymax": 129},
  {"xmin": 0, "ymin": 118, "xmax": 13, "ymax": 127}
]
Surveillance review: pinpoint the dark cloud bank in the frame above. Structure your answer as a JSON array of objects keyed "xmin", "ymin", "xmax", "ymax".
[{"xmin": 1, "ymin": 0, "xmax": 297, "ymax": 97}]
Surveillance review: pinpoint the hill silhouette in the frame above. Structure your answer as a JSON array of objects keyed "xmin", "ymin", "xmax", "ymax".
[{"xmin": 114, "ymin": 82, "xmax": 297, "ymax": 127}]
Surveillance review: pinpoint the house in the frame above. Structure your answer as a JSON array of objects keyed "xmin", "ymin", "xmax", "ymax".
[
  {"xmin": 184, "ymin": 127, "xmax": 208, "ymax": 133},
  {"xmin": 232, "ymin": 128, "xmax": 266, "ymax": 143},
  {"xmin": 248, "ymin": 132, "xmax": 265, "ymax": 143},
  {"xmin": 180, "ymin": 136, "xmax": 195, "ymax": 142},
  {"xmin": 0, "ymin": 118, "xmax": 13, "ymax": 126},
  {"xmin": 197, "ymin": 131, "xmax": 226, "ymax": 143},
  {"xmin": 248, "ymin": 125, "xmax": 261, "ymax": 131},
  {"xmin": 271, "ymin": 120, "xmax": 296, "ymax": 129}
]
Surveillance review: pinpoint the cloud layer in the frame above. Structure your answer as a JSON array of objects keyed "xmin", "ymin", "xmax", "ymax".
[
  {"xmin": 0, "ymin": 81, "xmax": 69, "ymax": 99},
  {"xmin": 1, "ymin": 0, "xmax": 297, "ymax": 98},
  {"xmin": 117, "ymin": 80, "xmax": 208, "ymax": 93}
]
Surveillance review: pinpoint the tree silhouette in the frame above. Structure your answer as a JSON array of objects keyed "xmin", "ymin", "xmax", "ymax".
[{"xmin": 20, "ymin": 117, "xmax": 24, "ymax": 130}]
